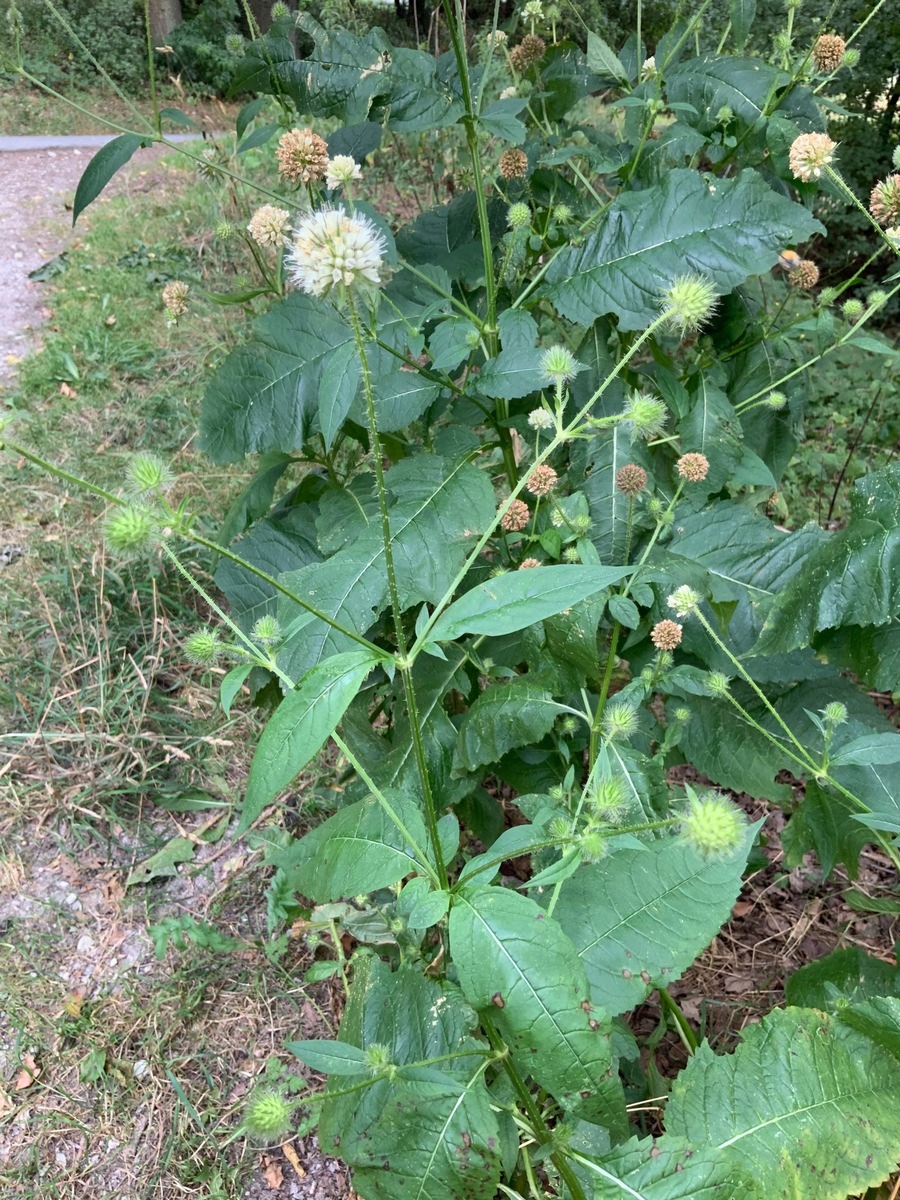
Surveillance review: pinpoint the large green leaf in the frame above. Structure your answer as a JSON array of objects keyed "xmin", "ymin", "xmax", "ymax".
[
  {"xmin": 273, "ymin": 792, "xmax": 432, "ymax": 902},
  {"xmin": 450, "ymin": 886, "xmax": 626, "ymax": 1128},
  {"xmin": 785, "ymin": 946, "xmax": 900, "ymax": 1010},
  {"xmin": 73, "ymin": 134, "xmax": 147, "ymax": 224},
  {"xmin": 587, "ymin": 1135, "xmax": 760, "ymax": 1200},
  {"xmin": 677, "ymin": 696, "xmax": 792, "ymax": 801},
  {"xmin": 430, "ymin": 564, "xmax": 631, "ymax": 642},
  {"xmin": 542, "ymin": 169, "xmax": 823, "ymax": 328},
  {"xmin": 240, "ymin": 650, "xmax": 381, "ymax": 832},
  {"xmin": 666, "ymin": 1007, "xmax": 900, "ymax": 1200},
  {"xmin": 275, "ymin": 16, "xmax": 393, "ymax": 122},
  {"xmin": 665, "ymin": 55, "xmax": 822, "ymax": 135},
  {"xmin": 277, "ymin": 457, "xmax": 495, "ymax": 678},
  {"xmin": 554, "ymin": 831, "xmax": 755, "ymax": 1016},
  {"xmin": 757, "ymin": 465, "xmax": 900, "ymax": 654},
  {"xmin": 838, "ymin": 996, "xmax": 900, "ymax": 1060},
  {"xmin": 320, "ymin": 958, "xmax": 500, "ymax": 1200},
  {"xmin": 455, "ymin": 679, "xmax": 563, "ymax": 773},
  {"xmin": 371, "ymin": 46, "xmax": 464, "ymax": 133},
  {"xmin": 577, "ymin": 428, "xmax": 652, "ymax": 562},
  {"xmin": 781, "ymin": 777, "xmax": 869, "ymax": 879}
]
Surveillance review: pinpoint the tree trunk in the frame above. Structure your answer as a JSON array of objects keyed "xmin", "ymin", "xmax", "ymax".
[{"xmin": 148, "ymin": 0, "xmax": 182, "ymax": 44}]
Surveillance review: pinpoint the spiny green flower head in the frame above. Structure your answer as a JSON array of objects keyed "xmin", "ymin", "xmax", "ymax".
[
  {"xmin": 364, "ymin": 1043, "xmax": 393, "ymax": 1071},
  {"xmin": 667, "ymin": 585, "xmax": 701, "ymax": 619},
  {"xmin": 126, "ymin": 452, "xmax": 174, "ymax": 495},
  {"xmin": 602, "ymin": 703, "xmax": 639, "ymax": 742},
  {"xmin": 184, "ymin": 627, "xmax": 221, "ymax": 665},
  {"xmin": 681, "ymin": 790, "xmax": 746, "ymax": 858},
  {"xmin": 765, "ymin": 390, "xmax": 787, "ymax": 410},
  {"xmin": 224, "ymin": 33, "xmax": 244, "ymax": 55},
  {"xmin": 507, "ymin": 201, "xmax": 531, "ymax": 230},
  {"xmin": 662, "ymin": 274, "xmax": 719, "ymax": 336},
  {"xmin": 623, "ymin": 391, "xmax": 668, "ymax": 442},
  {"xmin": 553, "ymin": 203, "xmax": 573, "ymax": 223},
  {"xmin": 822, "ymin": 701, "xmax": 848, "ymax": 727},
  {"xmin": 579, "ymin": 829, "xmax": 608, "ymax": 863},
  {"xmin": 706, "ymin": 671, "xmax": 731, "ymax": 697},
  {"xmin": 104, "ymin": 504, "xmax": 158, "ymax": 556},
  {"xmin": 590, "ymin": 775, "xmax": 628, "ymax": 822},
  {"xmin": 868, "ymin": 289, "xmax": 888, "ymax": 310},
  {"xmin": 252, "ymin": 614, "xmax": 283, "ymax": 646},
  {"xmin": 562, "ymin": 545, "xmax": 580, "ymax": 562},
  {"xmin": 841, "ymin": 47, "xmax": 859, "ymax": 69},
  {"xmin": 244, "ymin": 1088, "xmax": 293, "ymax": 1142},
  {"xmin": 540, "ymin": 344, "xmax": 581, "ymax": 384},
  {"xmin": 270, "ymin": 1, "xmax": 290, "ymax": 17},
  {"xmin": 215, "ymin": 219, "xmax": 237, "ymax": 240},
  {"xmin": 841, "ymin": 297, "xmax": 864, "ymax": 320},
  {"xmin": 818, "ymin": 286, "xmax": 839, "ymax": 306}
]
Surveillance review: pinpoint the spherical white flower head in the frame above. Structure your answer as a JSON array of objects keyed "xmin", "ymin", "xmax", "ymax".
[
  {"xmin": 523, "ymin": 0, "xmax": 543, "ymax": 19},
  {"xmin": 287, "ymin": 206, "xmax": 387, "ymax": 300},
  {"xmin": 500, "ymin": 85, "xmax": 517, "ymax": 100},
  {"xmin": 641, "ymin": 55, "xmax": 657, "ymax": 80},
  {"xmin": 667, "ymin": 585, "xmax": 701, "ymax": 619},
  {"xmin": 528, "ymin": 408, "xmax": 554, "ymax": 430},
  {"xmin": 326, "ymin": 155, "xmax": 363, "ymax": 191},
  {"xmin": 247, "ymin": 205, "xmax": 291, "ymax": 248}
]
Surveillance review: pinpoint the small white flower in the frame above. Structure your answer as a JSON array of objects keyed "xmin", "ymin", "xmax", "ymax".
[
  {"xmin": 641, "ymin": 55, "xmax": 657, "ymax": 79},
  {"xmin": 326, "ymin": 155, "xmax": 363, "ymax": 191},
  {"xmin": 528, "ymin": 408, "xmax": 554, "ymax": 430},
  {"xmin": 247, "ymin": 205, "xmax": 291, "ymax": 248},
  {"xmin": 523, "ymin": 0, "xmax": 543, "ymax": 18},
  {"xmin": 500, "ymin": 85, "xmax": 517, "ymax": 100},
  {"xmin": 667, "ymin": 585, "xmax": 701, "ymax": 619},
  {"xmin": 287, "ymin": 206, "xmax": 387, "ymax": 300},
  {"xmin": 486, "ymin": 29, "xmax": 508, "ymax": 47}
]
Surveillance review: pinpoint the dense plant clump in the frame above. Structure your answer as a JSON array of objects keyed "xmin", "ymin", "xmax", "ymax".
[{"xmin": 5, "ymin": 1, "xmax": 900, "ymax": 1198}]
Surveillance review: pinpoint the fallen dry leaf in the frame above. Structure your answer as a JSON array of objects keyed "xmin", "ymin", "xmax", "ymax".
[
  {"xmin": 13, "ymin": 1053, "xmax": 41, "ymax": 1091},
  {"xmin": 281, "ymin": 1140, "xmax": 306, "ymax": 1179},
  {"xmin": 59, "ymin": 382, "xmax": 77, "ymax": 398},
  {"xmin": 260, "ymin": 1154, "xmax": 284, "ymax": 1189}
]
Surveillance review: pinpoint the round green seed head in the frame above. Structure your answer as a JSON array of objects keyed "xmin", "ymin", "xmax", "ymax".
[
  {"xmin": 104, "ymin": 504, "xmax": 157, "ymax": 555},
  {"xmin": 822, "ymin": 701, "xmax": 848, "ymax": 726},
  {"xmin": 681, "ymin": 793, "xmax": 746, "ymax": 858},
  {"xmin": 244, "ymin": 1088, "xmax": 292, "ymax": 1141},
  {"xmin": 184, "ymin": 628, "xmax": 220, "ymax": 665}
]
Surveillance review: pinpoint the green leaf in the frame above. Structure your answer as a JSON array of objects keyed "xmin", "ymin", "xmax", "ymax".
[
  {"xmin": 126, "ymin": 836, "xmax": 195, "ymax": 888},
  {"xmin": 608, "ymin": 594, "xmax": 640, "ymax": 629},
  {"xmin": 843, "ymin": 889, "xmax": 900, "ymax": 914},
  {"xmin": 276, "ymin": 792, "xmax": 431, "ymax": 902},
  {"xmin": 73, "ymin": 134, "xmax": 147, "ymax": 224},
  {"xmin": 479, "ymin": 98, "xmax": 528, "ymax": 144},
  {"xmin": 677, "ymin": 375, "xmax": 744, "ymax": 496},
  {"xmin": 576, "ymin": 427, "xmax": 650, "ymax": 563},
  {"xmin": 159, "ymin": 106, "xmax": 199, "ymax": 129},
  {"xmin": 327, "ymin": 121, "xmax": 382, "ymax": 161},
  {"xmin": 277, "ymin": 458, "xmax": 495, "ymax": 678},
  {"xmin": 430, "ymin": 564, "xmax": 631, "ymax": 642},
  {"xmin": 241, "ymin": 650, "xmax": 380, "ymax": 833},
  {"xmin": 838, "ymin": 997, "xmax": 900, "ymax": 1060},
  {"xmin": 450, "ymin": 886, "xmax": 624, "ymax": 1126},
  {"xmin": 785, "ymin": 946, "xmax": 900, "ymax": 1010},
  {"xmin": 586, "ymin": 31, "xmax": 629, "ymax": 81},
  {"xmin": 542, "ymin": 169, "xmax": 823, "ymax": 328},
  {"xmin": 455, "ymin": 680, "xmax": 564, "ymax": 773},
  {"xmin": 220, "ymin": 664, "xmax": 253, "ymax": 717},
  {"xmin": 666, "ymin": 1007, "xmax": 900, "ymax": 1200},
  {"xmin": 319, "ymin": 341, "xmax": 360, "ymax": 451},
  {"xmin": 830, "ymin": 732, "xmax": 900, "ymax": 768},
  {"xmin": 730, "ymin": 0, "xmax": 756, "ymax": 48},
  {"xmin": 287, "ymin": 1040, "xmax": 371, "ymax": 1075},
  {"xmin": 554, "ymin": 831, "xmax": 755, "ymax": 1016},
  {"xmin": 477, "ymin": 309, "xmax": 545, "ymax": 401},
  {"xmin": 364, "ymin": 368, "xmax": 441, "ymax": 431},
  {"xmin": 459, "ymin": 825, "xmax": 549, "ymax": 884},
  {"xmin": 588, "ymin": 1135, "xmax": 760, "ymax": 1200},
  {"xmin": 428, "ymin": 317, "xmax": 478, "ymax": 372},
  {"xmin": 782, "ymin": 778, "xmax": 869, "ymax": 879},
  {"xmin": 757, "ymin": 465, "xmax": 900, "ymax": 654},
  {"xmin": 320, "ymin": 959, "xmax": 501, "ymax": 1200},
  {"xmin": 236, "ymin": 96, "xmax": 266, "ymax": 139},
  {"xmin": 677, "ymin": 696, "xmax": 792, "ymax": 801}
]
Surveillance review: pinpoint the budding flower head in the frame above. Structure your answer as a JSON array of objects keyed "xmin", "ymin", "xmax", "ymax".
[
  {"xmin": 526, "ymin": 464, "xmax": 558, "ymax": 496},
  {"xmin": 765, "ymin": 390, "xmax": 787, "ymax": 411},
  {"xmin": 270, "ymin": 0, "xmax": 290, "ymax": 16},
  {"xmin": 590, "ymin": 775, "xmax": 628, "ymax": 822},
  {"xmin": 104, "ymin": 504, "xmax": 157, "ymax": 556},
  {"xmin": 579, "ymin": 829, "xmax": 608, "ymax": 863},
  {"xmin": 651, "ymin": 619, "xmax": 682, "ymax": 651},
  {"xmin": 326, "ymin": 155, "xmax": 363, "ymax": 191},
  {"xmin": 244, "ymin": 1088, "xmax": 292, "ymax": 1142},
  {"xmin": 676, "ymin": 452, "xmax": 710, "ymax": 483},
  {"xmin": 868, "ymin": 289, "xmax": 888, "ymax": 310},
  {"xmin": 225, "ymin": 32, "xmax": 245, "ymax": 55},
  {"xmin": 507, "ymin": 201, "xmax": 531, "ymax": 229},
  {"xmin": 822, "ymin": 701, "xmax": 848, "ymax": 727},
  {"xmin": 623, "ymin": 391, "xmax": 668, "ymax": 443},
  {"xmin": 215, "ymin": 219, "xmax": 237, "ymax": 240},
  {"xmin": 681, "ymin": 790, "xmax": 746, "ymax": 858},
  {"xmin": 540, "ymin": 344, "xmax": 580, "ymax": 385},
  {"xmin": 788, "ymin": 132, "xmax": 836, "ymax": 182},
  {"xmin": 602, "ymin": 703, "xmax": 638, "ymax": 742},
  {"xmin": 812, "ymin": 33, "xmax": 846, "ymax": 73},
  {"xmin": 563, "ymin": 545, "xmax": 580, "ymax": 562},
  {"xmin": 869, "ymin": 175, "xmax": 900, "ymax": 227},
  {"xmin": 252, "ymin": 614, "xmax": 282, "ymax": 645},
  {"xmin": 364, "ymin": 1043, "xmax": 393, "ymax": 1071},
  {"xmin": 706, "ymin": 671, "xmax": 731, "ymax": 697},
  {"xmin": 499, "ymin": 147, "xmax": 528, "ymax": 179},
  {"xmin": 528, "ymin": 407, "xmax": 555, "ymax": 430},
  {"xmin": 500, "ymin": 498, "xmax": 530, "ymax": 532},
  {"xmin": 615, "ymin": 464, "xmax": 648, "ymax": 496},
  {"xmin": 787, "ymin": 259, "xmax": 820, "ymax": 289},
  {"xmin": 247, "ymin": 204, "xmax": 291, "ymax": 248},
  {"xmin": 287, "ymin": 206, "xmax": 387, "ymax": 301},
  {"xmin": 184, "ymin": 627, "xmax": 221, "ymax": 666},
  {"xmin": 522, "ymin": 0, "xmax": 544, "ymax": 19},
  {"xmin": 662, "ymin": 274, "xmax": 719, "ymax": 335},
  {"xmin": 818, "ymin": 286, "xmax": 839, "ymax": 306},
  {"xmin": 673, "ymin": 706, "xmax": 691, "ymax": 724},
  {"xmin": 667, "ymin": 585, "xmax": 701, "ymax": 619},
  {"xmin": 276, "ymin": 128, "xmax": 329, "ymax": 185},
  {"xmin": 162, "ymin": 280, "xmax": 189, "ymax": 318},
  {"xmin": 842, "ymin": 297, "xmax": 864, "ymax": 320},
  {"xmin": 553, "ymin": 203, "xmax": 573, "ymax": 224},
  {"xmin": 126, "ymin": 452, "xmax": 174, "ymax": 494}
]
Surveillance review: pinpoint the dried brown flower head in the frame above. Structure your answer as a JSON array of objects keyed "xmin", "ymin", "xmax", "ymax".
[
  {"xmin": 510, "ymin": 34, "xmax": 546, "ymax": 71},
  {"xmin": 869, "ymin": 175, "xmax": 900, "ymax": 227},
  {"xmin": 812, "ymin": 33, "xmax": 846, "ymax": 73},
  {"xmin": 615, "ymin": 464, "xmax": 648, "ymax": 496},
  {"xmin": 499, "ymin": 148, "xmax": 528, "ymax": 180},
  {"xmin": 526, "ymin": 464, "xmax": 558, "ymax": 496},
  {"xmin": 500, "ymin": 499, "xmax": 531, "ymax": 532},
  {"xmin": 676, "ymin": 452, "xmax": 710, "ymax": 483},
  {"xmin": 276, "ymin": 128, "xmax": 329, "ymax": 185},
  {"xmin": 162, "ymin": 280, "xmax": 189, "ymax": 316},
  {"xmin": 787, "ymin": 259, "xmax": 820, "ymax": 289},
  {"xmin": 519, "ymin": 557, "xmax": 542, "ymax": 569},
  {"xmin": 651, "ymin": 619, "xmax": 683, "ymax": 651}
]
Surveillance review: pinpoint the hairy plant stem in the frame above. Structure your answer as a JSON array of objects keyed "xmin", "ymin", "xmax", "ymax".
[
  {"xmin": 347, "ymin": 295, "xmax": 449, "ymax": 889},
  {"xmin": 142, "ymin": 0, "xmax": 160, "ymax": 133},
  {"xmin": 588, "ymin": 622, "xmax": 621, "ymax": 767},
  {"xmin": 481, "ymin": 1015, "xmax": 587, "ymax": 1200}
]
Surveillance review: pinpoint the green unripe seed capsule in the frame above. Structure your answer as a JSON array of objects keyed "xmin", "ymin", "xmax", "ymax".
[{"xmin": 244, "ymin": 1089, "xmax": 293, "ymax": 1141}]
